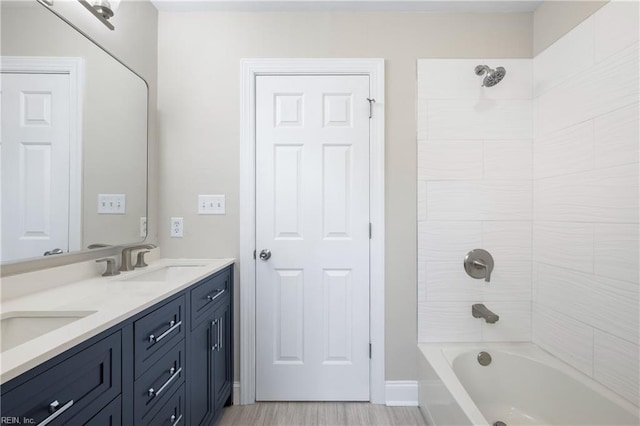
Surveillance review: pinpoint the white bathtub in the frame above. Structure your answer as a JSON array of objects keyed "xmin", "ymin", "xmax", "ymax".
[{"xmin": 418, "ymin": 343, "xmax": 639, "ymax": 426}]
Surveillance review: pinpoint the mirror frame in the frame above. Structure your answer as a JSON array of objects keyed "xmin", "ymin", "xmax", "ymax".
[{"xmin": 1, "ymin": 0, "xmax": 150, "ymax": 276}]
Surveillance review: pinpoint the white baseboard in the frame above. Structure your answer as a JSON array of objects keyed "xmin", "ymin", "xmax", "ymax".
[
  {"xmin": 385, "ymin": 380, "xmax": 419, "ymax": 406},
  {"xmin": 233, "ymin": 381, "xmax": 241, "ymax": 405},
  {"xmin": 233, "ymin": 380, "xmax": 418, "ymax": 407}
]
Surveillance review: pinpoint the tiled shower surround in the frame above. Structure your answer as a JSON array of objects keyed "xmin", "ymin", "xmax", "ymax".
[{"xmin": 417, "ymin": 1, "xmax": 639, "ymax": 404}]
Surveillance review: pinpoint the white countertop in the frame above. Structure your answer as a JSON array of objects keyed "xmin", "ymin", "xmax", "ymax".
[{"xmin": 0, "ymin": 257, "xmax": 234, "ymax": 384}]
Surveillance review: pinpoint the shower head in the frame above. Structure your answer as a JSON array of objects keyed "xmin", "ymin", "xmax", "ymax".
[{"xmin": 474, "ymin": 65, "xmax": 506, "ymax": 87}]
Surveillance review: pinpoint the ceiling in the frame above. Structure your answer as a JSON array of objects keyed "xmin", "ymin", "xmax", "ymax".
[{"xmin": 150, "ymin": 0, "xmax": 544, "ymax": 13}]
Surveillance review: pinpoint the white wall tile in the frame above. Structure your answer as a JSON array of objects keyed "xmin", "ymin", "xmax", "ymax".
[
  {"xmin": 534, "ymin": 164, "xmax": 639, "ymax": 223},
  {"xmin": 594, "ymin": 331, "xmax": 640, "ymax": 404},
  {"xmin": 484, "ymin": 140, "xmax": 532, "ymax": 179},
  {"xmin": 418, "ymin": 59, "xmax": 532, "ymax": 100},
  {"xmin": 537, "ymin": 42, "xmax": 639, "ymax": 136},
  {"xmin": 427, "ymin": 180, "xmax": 532, "ymax": 221},
  {"xmin": 532, "ymin": 304, "xmax": 594, "ymax": 377},
  {"xmin": 418, "ymin": 259, "xmax": 427, "ymax": 303},
  {"xmin": 483, "ymin": 221, "xmax": 532, "ymax": 263},
  {"xmin": 424, "ymin": 262, "xmax": 481, "ymax": 301},
  {"xmin": 425, "ymin": 262, "xmax": 531, "ymax": 302},
  {"xmin": 534, "ymin": 17, "xmax": 594, "ymax": 96},
  {"xmin": 418, "ymin": 302, "xmax": 482, "ymax": 342},
  {"xmin": 418, "ymin": 141, "xmax": 483, "ymax": 180},
  {"xmin": 533, "ymin": 222, "xmax": 594, "ymax": 272},
  {"xmin": 417, "ymin": 180, "xmax": 427, "ymax": 222},
  {"xmin": 534, "ymin": 263, "xmax": 592, "ymax": 321},
  {"xmin": 594, "ymin": 0, "xmax": 640, "ymax": 63},
  {"xmin": 533, "ymin": 120, "xmax": 594, "ymax": 179},
  {"xmin": 482, "ymin": 301, "xmax": 531, "ymax": 342},
  {"xmin": 418, "ymin": 221, "xmax": 482, "ymax": 263},
  {"xmin": 594, "ymin": 103, "xmax": 640, "ymax": 170},
  {"xmin": 481, "ymin": 263, "xmax": 532, "ymax": 301},
  {"xmin": 417, "ymin": 99, "xmax": 428, "ymax": 140},
  {"xmin": 590, "ymin": 275, "xmax": 639, "ymax": 344},
  {"xmin": 594, "ymin": 223, "xmax": 639, "ymax": 284},
  {"xmin": 535, "ymin": 264, "xmax": 639, "ymax": 344},
  {"xmin": 427, "ymin": 99, "xmax": 533, "ymax": 140}
]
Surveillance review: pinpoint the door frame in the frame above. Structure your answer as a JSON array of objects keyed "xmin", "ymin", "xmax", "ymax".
[
  {"xmin": 1, "ymin": 56, "xmax": 84, "ymax": 253},
  {"xmin": 239, "ymin": 58, "xmax": 385, "ymax": 405}
]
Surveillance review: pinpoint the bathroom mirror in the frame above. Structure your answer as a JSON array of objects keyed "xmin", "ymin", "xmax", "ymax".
[{"xmin": 0, "ymin": 1, "xmax": 148, "ymax": 264}]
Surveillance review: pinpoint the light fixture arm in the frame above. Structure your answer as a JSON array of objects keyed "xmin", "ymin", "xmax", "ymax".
[{"xmin": 78, "ymin": 0, "xmax": 115, "ymax": 30}]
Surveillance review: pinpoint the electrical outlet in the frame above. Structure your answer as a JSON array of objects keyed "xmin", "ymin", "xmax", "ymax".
[
  {"xmin": 171, "ymin": 217, "xmax": 183, "ymax": 237},
  {"xmin": 98, "ymin": 194, "xmax": 126, "ymax": 214},
  {"xmin": 140, "ymin": 217, "xmax": 147, "ymax": 237},
  {"xmin": 198, "ymin": 194, "xmax": 225, "ymax": 215}
]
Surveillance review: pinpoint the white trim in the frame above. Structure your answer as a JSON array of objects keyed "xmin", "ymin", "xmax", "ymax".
[
  {"xmin": 240, "ymin": 58, "xmax": 385, "ymax": 405},
  {"xmin": 385, "ymin": 380, "xmax": 419, "ymax": 406},
  {"xmin": 233, "ymin": 381, "xmax": 241, "ymax": 405},
  {"xmin": 1, "ymin": 56, "xmax": 84, "ymax": 253}
]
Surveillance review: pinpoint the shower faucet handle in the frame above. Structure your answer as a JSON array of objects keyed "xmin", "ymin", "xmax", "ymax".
[{"xmin": 464, "ymin": 249, "xmax": 494, "ymax": 282}]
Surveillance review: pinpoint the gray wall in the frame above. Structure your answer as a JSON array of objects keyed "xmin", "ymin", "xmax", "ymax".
[{"xmin": 157, "ymin": 11, "xmax": 533, "ymax": 381}]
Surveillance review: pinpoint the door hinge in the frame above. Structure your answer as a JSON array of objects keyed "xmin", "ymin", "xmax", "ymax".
[
  {"xmin": 369, "ymin": 343, "xmax": 372, "ymax": 359},
  {"xmin": 369, "ymin": 223, "xmax": 372, "ymax": 239},
  {"xmin": 367, "ymin": 98, "xmax": 376, "ymax": 119},
  {"xmin": 253, "ymin": 250, "xmax": 256, "ymax": 260}
]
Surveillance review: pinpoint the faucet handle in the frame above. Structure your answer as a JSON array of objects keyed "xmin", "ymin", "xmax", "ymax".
[
  {"xmin": 96, "ymin": 257, "xmax": 120, "ymax": 277},
  {"xmin": 464, "ymin": 249, "xmax": 494, "ymax": 282},
  {"xmin": 134, "ymin": 250, "xmax": 150, "ymax": 268}
]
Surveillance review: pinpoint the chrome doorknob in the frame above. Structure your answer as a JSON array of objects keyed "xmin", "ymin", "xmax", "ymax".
[{"xmin": 259, "ymin": 249, "xmax": 271, "ymax": 261}]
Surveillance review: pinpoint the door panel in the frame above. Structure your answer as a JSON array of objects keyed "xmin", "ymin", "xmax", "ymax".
[
  {"xmin": 256, "ymin": 75, "xmax": 370, "ymax": 401},
  {"xmin": 1, "ymin": 72, "xmax": 70, "ymax": 261}
]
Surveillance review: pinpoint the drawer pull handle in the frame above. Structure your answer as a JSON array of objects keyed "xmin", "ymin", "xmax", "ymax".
[
  {"xmin": 206, "ymin": 288, "xmax": 225, "ymax": 303},
  {"xmin": 148, "ymin": 320, "xmax": 182, "ymax": 343},
  {"xmin": 218, "ymin": 316, "xmax": 223, "ymax": 351},
  {"xmin": 37, "ymin": 399, "xmax": 74, "ymax": 426},
  {"xmin": 211, "ymin": 319, "xmax": 218, "ymax": 351},
  {"xmin": 148, "ymin": 366, "xmax": 182, "ymax": 399},
  {"xmin": 170, "ymin": 414, "xmax": 183, "ymax": 426}
]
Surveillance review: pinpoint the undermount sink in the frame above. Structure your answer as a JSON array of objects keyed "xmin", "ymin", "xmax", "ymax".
[
  {"xmin": 120, "ymin": 265, "xmax": 207, "ymax": 282},
  {"xmin": 1, "ymin": 311, "xmax": 97, "ymax": 352}
]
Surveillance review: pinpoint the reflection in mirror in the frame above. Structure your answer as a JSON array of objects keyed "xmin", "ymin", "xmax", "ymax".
[{"xmin": 1, "ymin": 1, "xmax": 148, "ymax": 264}]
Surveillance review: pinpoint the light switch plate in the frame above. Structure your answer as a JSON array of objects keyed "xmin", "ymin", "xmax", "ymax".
[
  {"xmin": 171, "ymin": 217, "xmax": 183, "ymax": 237},
  {"xmin": 98, "ymin": 194, "xmax": 126, "ymax": 214},
  {"xmin": 198, "ymin": 194, "xmax": 225, "ymax": 215}
]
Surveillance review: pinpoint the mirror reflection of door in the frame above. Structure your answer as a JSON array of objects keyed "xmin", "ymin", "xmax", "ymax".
[{"xmin": 1, "ymin": 64, "xmax": 81, "ymax": 262}]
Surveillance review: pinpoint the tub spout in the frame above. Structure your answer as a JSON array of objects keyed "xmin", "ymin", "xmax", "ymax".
[{"xmin": 472, "ymin": 303, "xmax": 499, "ymax": 324}]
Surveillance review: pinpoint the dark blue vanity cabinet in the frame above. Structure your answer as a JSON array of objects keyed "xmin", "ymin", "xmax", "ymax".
[
  {"xmin": 189, "ymin": 268, "xmax": 233, "ymax": 426},
  {"xmin": 0, "ymin": 265, "xmax": 234, "ymax": 426}
]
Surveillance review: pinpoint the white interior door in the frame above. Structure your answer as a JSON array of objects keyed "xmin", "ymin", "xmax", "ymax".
[
  {"xmin": 256, "ymin": 75, "xmax": 371, "ymax": 401},
  {"xmin": 1, "ymin": 72, "xmax": 71, "ymax": 261}
]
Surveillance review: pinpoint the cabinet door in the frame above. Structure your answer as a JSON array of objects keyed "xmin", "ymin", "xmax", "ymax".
[
  {"xmin": 189, "ymin": 316, "xmax": 214, "ymax": 426},
  {"xmin": 212, "ymin": 301, "xmax": 232, "ymax": 410}
]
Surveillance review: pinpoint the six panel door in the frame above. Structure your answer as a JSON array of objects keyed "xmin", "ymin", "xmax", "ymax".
[{"xmin": 255, "ymin": 75, "xmax": 371, "ymax": 401}]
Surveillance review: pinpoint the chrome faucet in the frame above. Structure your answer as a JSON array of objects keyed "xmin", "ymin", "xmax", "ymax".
[
  {"xmin": 472, "ymin": 304, "xmax": 499, "ymax": 324},
  {"xmin": 120, "ymin": 244, "xmax": 156, "ymax": 272}
]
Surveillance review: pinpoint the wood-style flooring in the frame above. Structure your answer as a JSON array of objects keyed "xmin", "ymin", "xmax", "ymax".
[{"xmin": 219, "ymin": 402, "xmax": 428, "ymax": 426}]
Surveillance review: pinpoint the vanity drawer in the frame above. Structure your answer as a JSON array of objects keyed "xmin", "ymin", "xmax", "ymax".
[
  {"xmin": 68, "ymin": 395, "xmax": 122, "ymax": 425},
  {"xmin": 135, "ymin": 340, "xmax": 185, "ymax": 424},
  {"xmin": 145, "ymin": 384, "xmax": 185, "ymax": 426},
  {"xmin": 190, "ymin": 268, "xmax": 231, "ymax": 329},
  {"xmin": 135, "ymin": 295, "xmax": 185, "ymax": 377},
  {"xmin": 1, "ymin": 332, "xmax": 121, "ymax": 426}
]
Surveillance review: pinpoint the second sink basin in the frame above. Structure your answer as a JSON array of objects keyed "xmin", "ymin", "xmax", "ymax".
[
  {"xmin": 1, "ymin": 311, "xmax": 97, "ymax": 352},
  {"xmin": 120, "ymin": 265, "xmax": 207, "ymax": 282}
]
